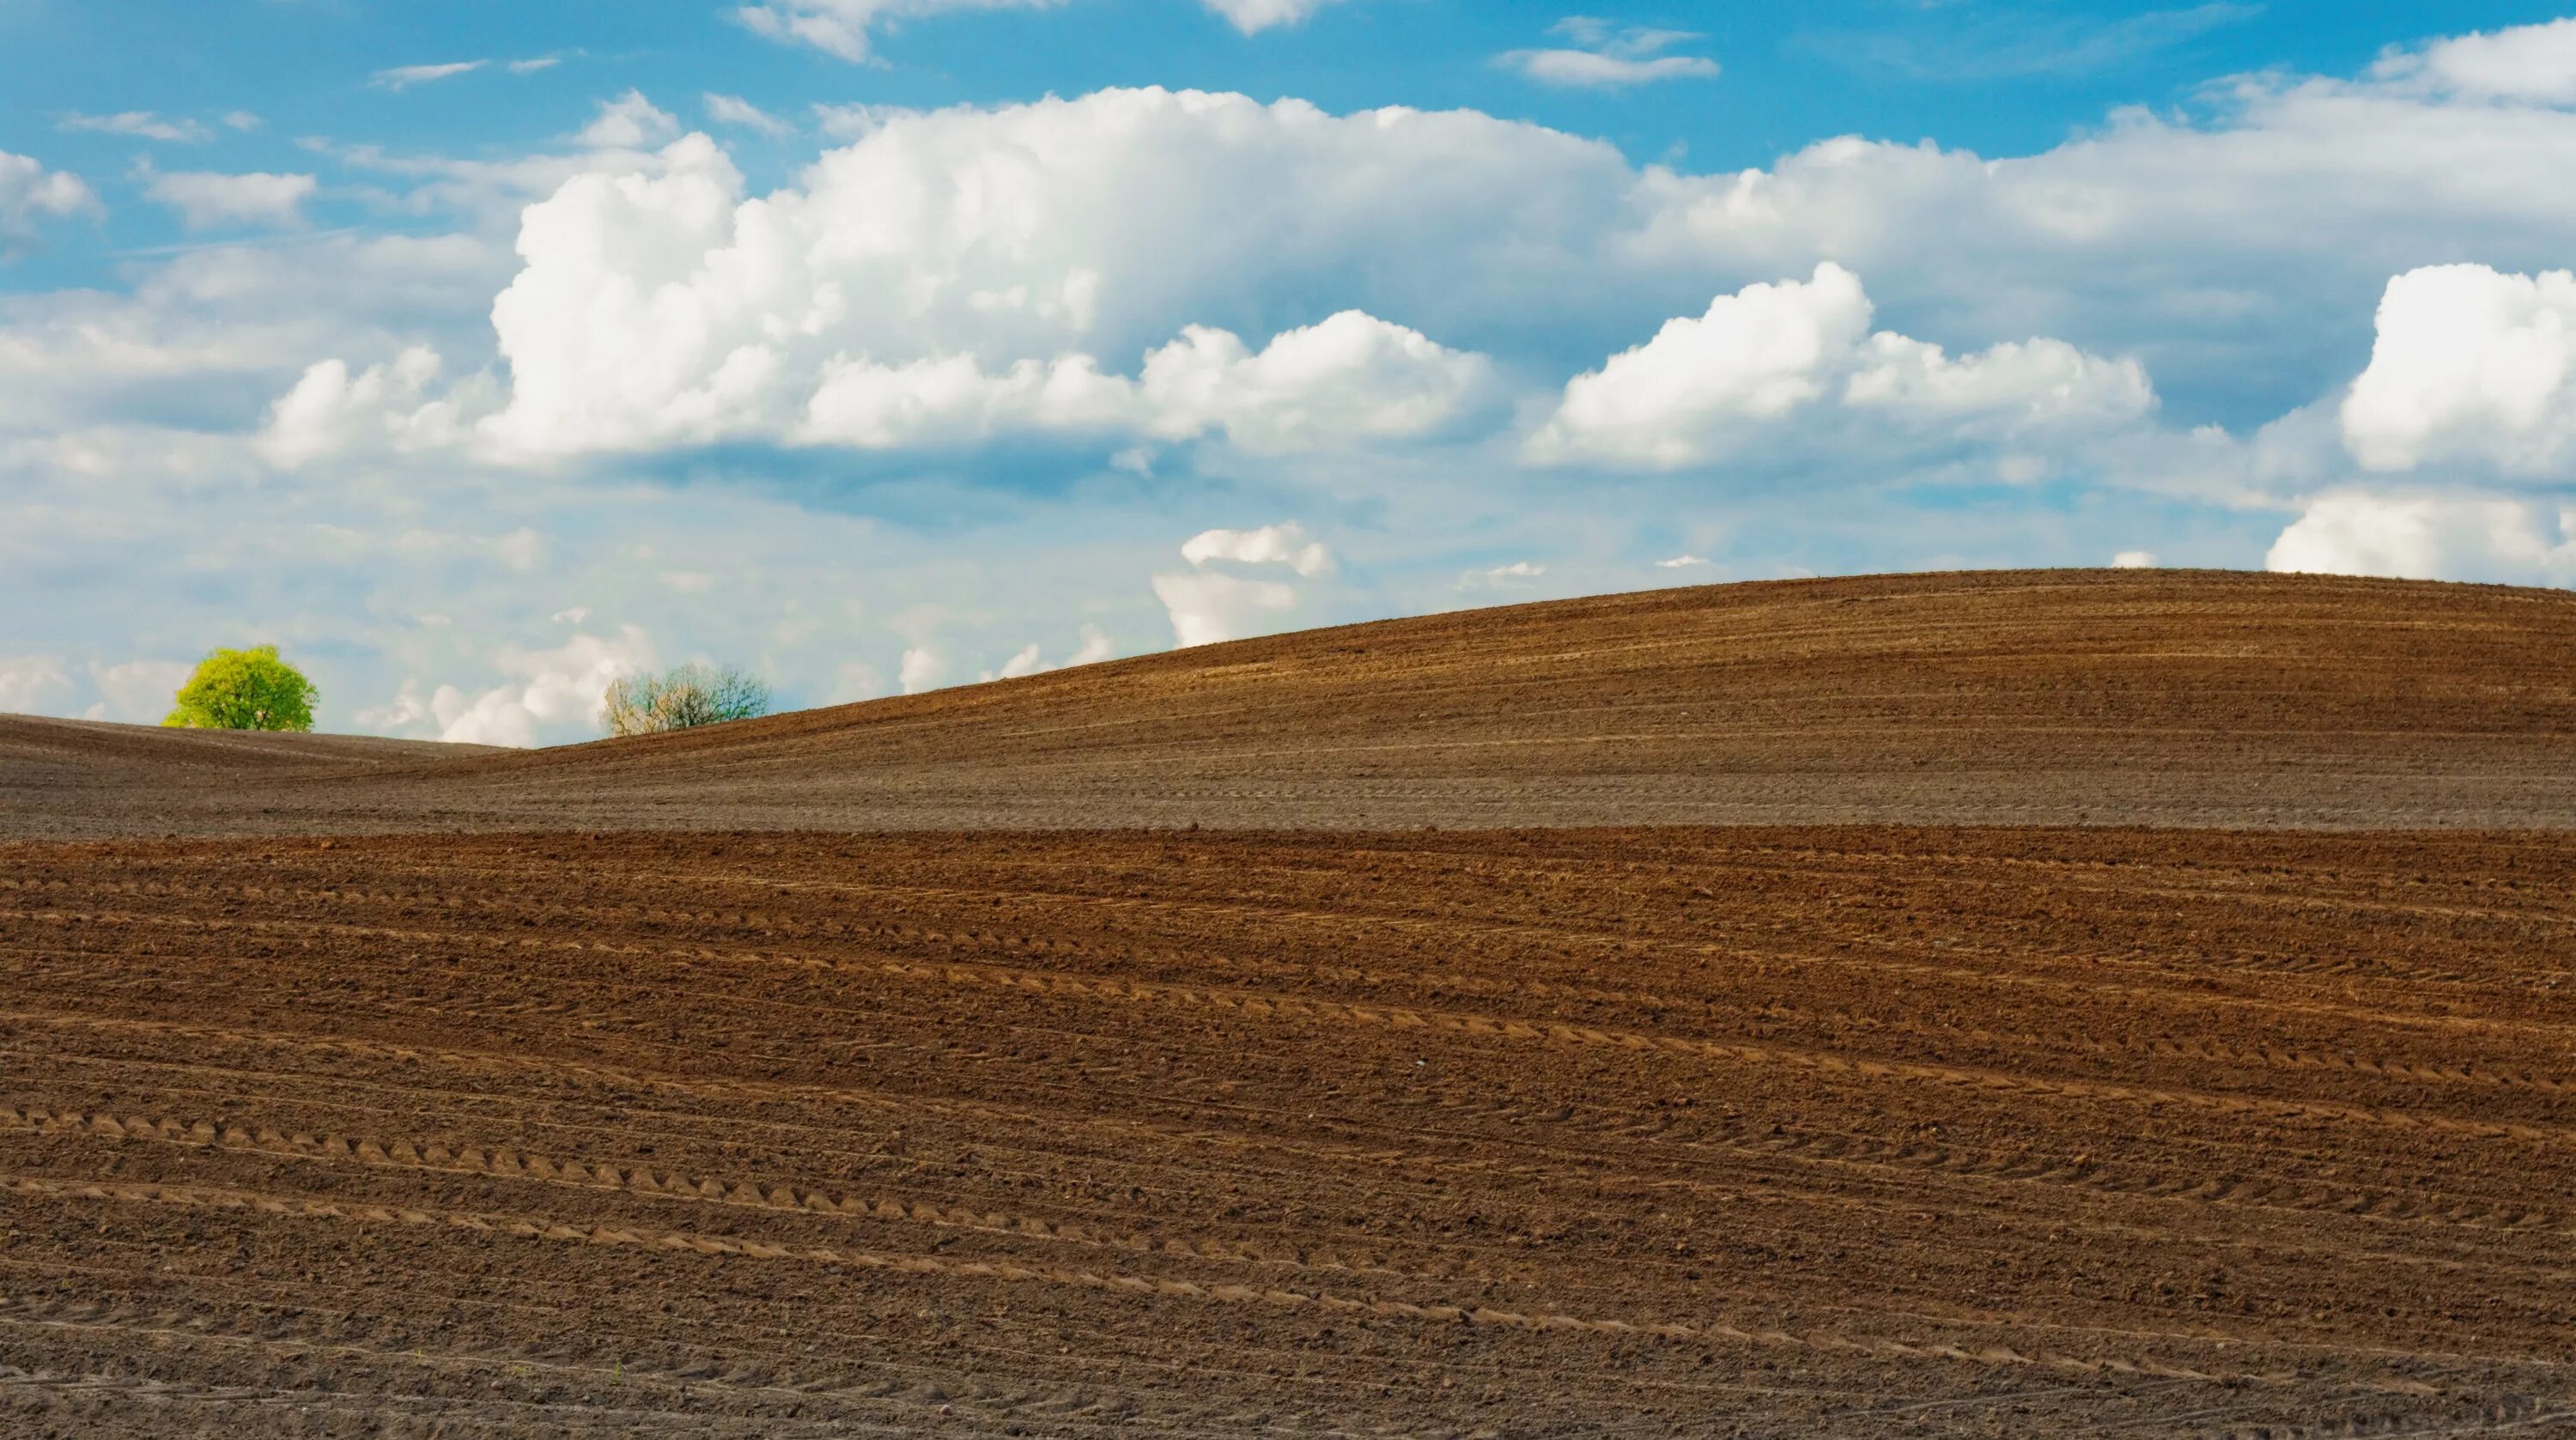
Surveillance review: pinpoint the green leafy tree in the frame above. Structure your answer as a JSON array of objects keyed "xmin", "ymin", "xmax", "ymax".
[
  {"xmin": 601, "ymin": 662, "xmax": 772, "ymax": 737},
  {"xmin": 163, "ymin": 646, "xmax": 318, "ymax": 732}
]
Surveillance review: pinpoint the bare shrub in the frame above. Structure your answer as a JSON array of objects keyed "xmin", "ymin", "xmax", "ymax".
[{"xmin": 601, "ymin": 663, "xmax": 772, "ymax": 737}]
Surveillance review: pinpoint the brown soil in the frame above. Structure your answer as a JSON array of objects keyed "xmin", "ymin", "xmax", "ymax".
[
  {"xmin": 7, "ymin": 568, "xmax": 2575, "ymax": 1435},
  {"xmin": 7, "ymin": 568, "xmax": 2576, "ymax": 840},
  {"xmin": 5, "ymin": 827, "xmax": 2574, "ymax": 1436}
]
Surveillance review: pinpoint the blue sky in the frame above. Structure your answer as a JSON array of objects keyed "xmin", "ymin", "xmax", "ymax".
[{"xmin": 4, "ymin": 2, "xmax": 2576, "ymax": 741}]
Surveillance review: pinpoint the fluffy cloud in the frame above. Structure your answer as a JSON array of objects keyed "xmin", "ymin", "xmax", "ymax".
[
  {"xmin": 477, "ymin": 109, "xmax": 1500, "ymax": 459},
  {"xmin": 470, "ymin": 76, "xmax": 2576, "ymax": 471},
  {"xmin": 798, "ymin": 312, "xmax": 1491, "ymax": 453},
  {"xmin": 362, "ymin": 628, "xmax": 655, "ymax": 746},
  {"xmin": 2111, "ymin": 550, "xmax": 2159, "ymax": 568},
  {"xmin": 1153, "ymin": 523, "xmax": 1332, "ymax": 646},
  {"xmin": 143, "ymin": 168, "xmax": 318, "ymax": 232},
  {"xmin": 897, "ymin": 645, "xmax": 947, "ymax": 694},
  {"xmin": 1502, "ymin": 19, "xmax": 1719, "ymax": 88},
  {"xmin": 475, "ymin": 88, "xmax": 1649, "ymax": 459},
  {"xmin": 0, "ymin": 151, "xmax": 97, "ymax": 247},
  {"xmin": 1529, "ymin": 263, "xmax": 2150, "ymax": 467},
  {"xmin": 86, "ymin": 659, "xmax": 194, "ymax": 722},
  {"xmin": 2373, "ymin": 18, "xmax": 2576, "ymax": 104},
  {"xmin": 1533, "ymin": 264, "xmax": 1871, "ymax": 466},
  {"xmin": 1135, "ymin": 312, "xmax": 1495, "ymax": 453},
  {"xmin": 2267, "ymin": 491, "xmax": 2576, "ymax": 585},
  {"xmin": 578, "ymin": 92, "xmax": 683, "ymax": 150},
  {"xmin": 2341, "ymin": 264, "xmax": 2576, "ymax": 477},
  {"xmin": 984, "ymin": 623, "xmax": 1114, "ymax": 679},
  {"xmin": 0, "ymin": 656, "xmax": 75, "ymax": 715},
  {"xmin": 1182, "ymin": 521, "xmax": 1333, "ymax": 576},
  {"xmin": 258, "ymin": 347, "xmax": 483, "ymax": 469}
]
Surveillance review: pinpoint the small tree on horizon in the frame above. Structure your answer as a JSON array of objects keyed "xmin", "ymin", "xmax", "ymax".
[
  {"xmin": 601, "ymin": 662, "xmax": 772, "ymax": 737},
  {"xmin": 163, "ymin": 646, "xmax": 318, "ymax": 732}
]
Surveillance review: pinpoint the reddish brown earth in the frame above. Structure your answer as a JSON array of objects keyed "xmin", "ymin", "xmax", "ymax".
[
  {"xmin": 6, "ymin": 568, "xmax": 2575, "ymax": 839},
  {"xmin": 5, "ymin": 829, "xmax": 2574, "ymax": 1436},
  {"xmin": 4, "ymin": 569, "xmax": 2575, "ymax": 1436}
]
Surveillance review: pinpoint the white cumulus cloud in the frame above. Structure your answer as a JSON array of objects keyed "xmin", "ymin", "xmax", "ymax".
[
  {"xmin": 363, "ymin": 628, "xmax": 656, "ymax": 747},
  {"xmin": 258, "ymin": 347, "xmax": 481, "ymax": 469},
  {"xmin": 2373, "ymin": 18, "xmax": 2576, "ymax": 104},
  {"xmin": 2266, "ymin": 491, "xmax": 2576, "ymax": 586},
  {"xmin": 982, "ymin": 623, "xmax": 1114, "ymax": 680},
  {"xmin": 0, "ymin": 655, "xmax": 75, "ymax": 715},
  {"xmin": 1153, "ymin": 522, "xmax": 1334, "ymax": 646},
  {"xmin": 578, "ymin": 92, "xmax": 683, "ymax": 150},
  {"xmin": 2341, "ymin": 264, "xmax": 2576, "ymax": 477},
  {"xmin": 85, "ymin": 659, "xmax": 194, "ymax": 722},
  {"xmin": 798, "ymin": 311, "xmax": 1492, "ymax": 454},
  {"xmin": 897, "ymin": 644, "xmax": 947, "ymax": 694},
  {"xmin": 1529, "ymin": 263, "xmax": 2151, "ymax": 467},
  {"xmin": 0, "ymin": 151, "xmax": 98, "ymax": 246},
  {"xmin": 472, "ymin": 87, "xmax": 1643, "ymax": 459},
  {"xmin": 1181, "ymin": 521, "xmax": 1334, "ymax": 577}
]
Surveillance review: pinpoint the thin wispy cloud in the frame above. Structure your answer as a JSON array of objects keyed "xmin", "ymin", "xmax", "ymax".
[
  {"xmin": 373, "ymin": 57, "xmax": 565, "ymax": 90},
  {"xmin": 58, "ymin": 111, "xmax": 214, "ymax": 143},
  {"xmin": 1502, "ymin": 16, "xmax": 1720, "ymax": 88},
  {"xmin": 706, "ymin": 93, "xmax": 794, "ymax": 137},
  {"xmin": 737, "ymin": 0, "xmax": 1349, "ymax": 64},
  {"xmin": 1804, "ymin": 3, "xmax": 2261, "ymax": 81},
  {"xmin": 139, "ymin": 165, "xmax": 318, "ymax": 231},
  {"xmin": 372, "ymin": 60, "xmax": 489, "ymax": 90}
]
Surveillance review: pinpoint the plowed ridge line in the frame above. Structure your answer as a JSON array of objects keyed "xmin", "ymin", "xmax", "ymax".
[
  {"xmin": 14, "ymin": 912, "xmax": 2566, "ymax": 1142},
  {"xmin": 22, "ymin": 901, "xmax": 2573, "ymax": 1059},
  {"xmin": 12, "ymin": 1019, "xmax": 2567, "ymax": 1251},
  {"xmin": 833, "ymin": 955, "xmax": 2576, "ymax": 1147},
  {"xmin": 0, "ymin": 1104, "xmax": 1414, "ymax": 1280},
  {"xmin": 0, "ymin": 1170, "xmax": 2388, "ymax": 1389},
  {"xmin": 17, "ymin": 880, "xmax": 2564, "ymax": 1095}
]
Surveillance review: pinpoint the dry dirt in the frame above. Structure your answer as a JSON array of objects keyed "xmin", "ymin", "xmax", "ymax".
[
  {"xmin": 4, "ymin": 827, "xmax": 2574, "ymax": 1437},
  {"xmin": 5, "ymin": 568, "xmax": 2575, "ymax": 1436},
  {"xmin": 7, "ymin": 568, "xmax": 2576, "ymax": 839}
]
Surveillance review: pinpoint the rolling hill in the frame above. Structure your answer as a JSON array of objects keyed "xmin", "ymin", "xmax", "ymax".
[{"xmin": 7, "ymin": 568, "xmax": 2573, "ymax": 838}]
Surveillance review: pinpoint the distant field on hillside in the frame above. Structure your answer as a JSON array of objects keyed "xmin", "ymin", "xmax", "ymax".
[{"xmin": 5, "ymin": 568, "xmax": 2574, "ymax": 838}]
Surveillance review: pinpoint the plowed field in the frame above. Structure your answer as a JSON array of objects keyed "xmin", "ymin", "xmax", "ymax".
[
  {"xmin": 7, "ymin": 826, "xmax": 2573, "ymax": 1437},
  {"xmin": 9, "ymin": 568, "xmax": 2576, "ymax": 839}
]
